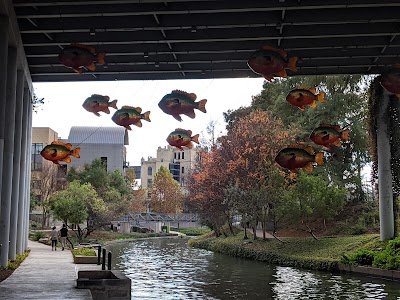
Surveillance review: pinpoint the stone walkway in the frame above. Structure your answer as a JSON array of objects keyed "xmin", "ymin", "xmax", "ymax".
[{"xmin": 0, "ymin": 241, "xmax": 95, "ymax": 300}]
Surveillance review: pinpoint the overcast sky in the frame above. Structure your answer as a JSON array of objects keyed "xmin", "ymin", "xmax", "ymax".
[{"xmin": 32, "ymin": 78, "xmax": 265, "ymax": 166}]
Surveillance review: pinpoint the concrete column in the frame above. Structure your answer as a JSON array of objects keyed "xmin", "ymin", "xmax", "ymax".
[
  {"xmin": 0, "ymin": 47, "xmax": 17, "ymax": 267},
  {"xmin": 377, "ymin": 89, "xmax": 395, "ymax": 240},
  {"xmin": 17, "ymin": 88, "xmax": 30, "ymax": 254},
  {"xmin": 23, "ymin": 100, "xmax": 33, "ymax": 251},
  {"xmin": 0, "ymin": 16, "xmax": 9, "ymax": 220},
  {"xmin": 9, "ymin": 71, "xmax": 24, "ymax": 260}
]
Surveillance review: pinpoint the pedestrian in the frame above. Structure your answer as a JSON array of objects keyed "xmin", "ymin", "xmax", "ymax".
[
  {"xmin": 49, "ymin": 226, "xmax": 58, "ymax": 251},
  {"xmin": 59, "ymin": 224, "xmax": 68, "ymax": 251}
]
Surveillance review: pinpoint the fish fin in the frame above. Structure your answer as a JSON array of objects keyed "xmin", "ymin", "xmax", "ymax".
[
  {"xmin": 185, "ymin": 110, "xmax": 196, "ymax": 119},
  {"xmin": 297, "ymin": 105, "xmax": 305, "ymax": 110},
  {"xmin": 109, "ymin": 100, "xmax": 118, "ymax": 109},
  {"xmin": 103, "ymin": 107, "xmax": 110, "ymax": 114},
  {"xmin": 104, "ymin": 96, "xmax": 110, "ymax": 101},
  {"xmin": 51, "ymin": 141, "xmax": 70, "ymax": 149},
  {"xmin": 121, "ymin": 105, "xmax": 135, "ymax": 109},
  {"xmin": 303, "ymin": 163, "xmax": 314, "ymax": 173},
  {"xmin": 93, "ymin": 111, "xmax": 101, "ymax": 117},
  {"xmin": 173, "ymin": 115, "xmax": 183, "ymax": 122},
  {"xmin": 134, "ymin": 120, "xmax": 143, "ymax": 127},
  {"xmin": 189, "ymin": 93, "xmax": 197, "ymax": 101},
  {"xmin": 287, "ymin": 56, "xmax": 298, "ymax": 72},
  {"xmin": 304, "ymin": 146, "xmax": 315, "ymax": 155},
  {"xmin": 261, "ymin": 45, "xmax": 287, "ymax": 58},
  {"xmin": 71, "ymin": 43, "xmax": 96, "ymax": 53},
  {"xmin": 191, "ymin": 134, "xmax": 200, "ymax": 144},
  {"xmin": 264, "ymin": 74, "xmax": 274, "ymax": 81},
  {"xmin": 134, "ymin": 107, "xmax": 142, "ymax": 113},
  {"xmin": 333, "ymin": 139, "xmax": 342, "ymax": 147},
  {"xmin": 315, "ymin": 152, "xmax": 324, "ymax": 166},
  {"xmin": 87, "ymin": 63, "xmax": 96, "ymax": 71},
  {"xmin": 124, "ymin": 125, "xmax": 132, "ymax": 130},
  {"xmin": 97, "ymin": 52, "xmax": 106, "ymax": 65},
  {"xmin": 175, "ymin": 128, "xmax": 187, "ymax": 132},
  {"xmin": 142, "ymin": 111, "xmax": 151, "ymax": 122},
  {"xmin": 275, "ymin": 69, "xmax": 287, "ymax": 78},
  {"xmin": 177, "ymin": 146, "xmax": 184, "ymax": 151},
  {"xmin": 317, "ymin": 92, "xmax": 325, "ymax": 103},
  {"xmin": 172, "ymin": 90, "xmax": 196, "ymax": 101},
  {"xmin": 73, "ymin": 68, "xmax": 82, "ymax": 74},
  {"xmin": 52, "ymin": 160, "xmax": 60, "ymax": 165},
  {"xmin": 309, "ymin": 101, "xmax": 317, "ymax": 108},
  {"xmin": 297, "ymin": 86, "xmax": 315, "ymax": 94},
  {"xmin": 63, "ymin": 156, "xmax": 71, "ymax": 163},
  {"xmin": 197, "ymin": 99, "xmax": 207, "ymax": 113},
  {"xmin": 186, "ymin": 142, "xmax": 193, "ymax": 149},
  {"xmin": 396, "ymin": 94, "xmax": 400, "ymax": 98},
  {"xmin": 320, "ymin": 124, "xmax": 341, "ymax": 131},
  {"xmin": 72, "ymin": 147, "xmax": 80, "ymax": 159},
  {"xmin": 341, "ymin": 129, "xmax": 350, "ymax": 141},
  {"xmin": 64, "ymin": 143, "xmax": 73, "ymax": 150},
  {"xmin": 186, "ymin": 130, "xmax": 193, "ymax": 136}
]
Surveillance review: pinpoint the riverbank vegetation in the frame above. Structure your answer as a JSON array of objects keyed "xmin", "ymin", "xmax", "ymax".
[{"xmin": 174, "ymin": 228, "xmax": 211, "ymax": 236}]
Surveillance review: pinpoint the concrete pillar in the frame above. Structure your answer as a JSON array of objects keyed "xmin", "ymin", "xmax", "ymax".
[
  {"xmin": 17, "ymin": 88, "xmax": 30, "ymax": 254},
  {"xmin": 0, "ymin": 47, "xmax": 17, "ymax": 267},
  {"xmin": 9, "ymin": 71, "xmax": 24, "ymax": 260},
  {"xmin": 377, "ymin": 89, "xmax": 395, "ymax": 240},
  {"xmin": 0, "ymin": 16, "xmax": 9, "ymax": 220}
]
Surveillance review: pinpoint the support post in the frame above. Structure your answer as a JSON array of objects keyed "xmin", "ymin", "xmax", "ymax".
[
  {"xmin": 0, "ymin": 47, "xmax": 18, "ymax": 267},
  {"xmin": 107, "ymin": 251, "xmax": 112, "ymax": 270},
  {"xmin": 377, "ymin": 89, "xmax": 395, "ymax": 240},
  {"xmin": 97, "ymin": 245, "xmax": 101, "ymax": 265},
  {"xmin": 102, "ymin": 248, "xmax": 106, "ymax": 270},
  {"xmin": 9, "ymin": 70, "xmax": 24, "ymax": 261}
]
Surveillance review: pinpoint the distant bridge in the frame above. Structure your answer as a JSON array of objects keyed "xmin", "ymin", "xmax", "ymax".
[{"xmin": 121, "ymin": 212, "xmax": 201, "ymax": 229}]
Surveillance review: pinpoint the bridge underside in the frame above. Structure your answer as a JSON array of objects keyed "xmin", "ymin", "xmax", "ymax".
[{"xmin": 11, "ymin": 0, "xmax": 400, "ymax": 82}]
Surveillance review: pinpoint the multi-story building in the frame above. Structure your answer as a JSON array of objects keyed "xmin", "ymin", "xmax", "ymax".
[
  {"xmin": 65, "ymin": 126, "xmax": 129, "ymax": 173},
  {"xmin": 140, "ymin": 145, "xmax": 198, "ymax": 192}
]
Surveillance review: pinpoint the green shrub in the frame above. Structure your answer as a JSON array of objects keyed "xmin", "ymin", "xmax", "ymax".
[
  {"xmin": 341, "ymin": 249, "xmax": 376, "ymax": 265},
  {"xmin": 174, "ymin": 228, "xmax": 211, "ymax": 236},
  {"xmin": 1, "ymin": 251, "xmax": 30, "ymax": 270},
  {"xmin": 30, "ymin": 231, "xmax": 46, "ymax": 241},
  {"xmin": 71, "ymin": 248, "xmax": 97, "ymax": 256}
]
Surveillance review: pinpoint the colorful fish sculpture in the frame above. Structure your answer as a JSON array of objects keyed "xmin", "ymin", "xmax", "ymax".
[
  {"xmin": 158, "ymin": 90, "xmax": 207, "ymax": 122},
  {"xmin": 275, "ymin": 145, "xmax": 324, "ymax": 173},
  {"xmin": 380, "ymin": 64, "xmax": 400, "ymax": 97},
  {"xmin": 310, "ymin": 124, "xmax": 349, "ymax": 150},
  {"xmin": 286, "ymin": 87, "xmax": 325, "ymax": 110},
  {"xmin": 167, "ymin": 128, "xmax": 200, "ymax": 151},
  {"xmin": 247, "ymin": 45, "xmax": 298, "ymax": 81},
  {"xmin": 58, "ymin": 43, "xmax": 105, "ymax": 74},
  {"xmin": 40, "ymin": 141, "xmax": 80, "ymax": 165},
  {"xmin": 82, "ymin": 94, "xmax": 118, "ymax": 116},
  {"xmin": 111, "ymin": 106, "xmax": 150, "ymax": 130}
]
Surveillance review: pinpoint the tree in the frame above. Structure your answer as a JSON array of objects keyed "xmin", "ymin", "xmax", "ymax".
[{"xmin": 150, "ymin": 166, "xmax": 183, "ymax": 214}]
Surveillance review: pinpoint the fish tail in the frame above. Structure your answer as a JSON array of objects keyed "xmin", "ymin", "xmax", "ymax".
[
  {"xmin": 315, "ymin": 152, "xmax": 324, "ymax": 166},
  {"xmin": 142, "ymin": 111, "xmax": 151, "ymax": 122},
  {"xmin": 341, "ymin": 129, "xmax": 350, "ymax": 141},
  {"xmin": 109, "ymin": 99, "xmax": 118, "ymax": 109},
  {"xmin": 197, "ymin": 99, "xmax": 207, "ymax": 113},
  {"xmin": 191, "ymin": 134, "xmax": 200, "ymax": 144},
  {"xmin": 317, "ymin": 92, "xmax": 325, "ymax": 103},
  {"xmin": 97, "ymin": 52, "xmax": 106, "ymax": 65},
  {"xmin": 72, "ymin": 147, "xmax": 81, "ymax": 158},
  {"xmin": 288, "ymin": 56, "xmax": 298, "ymax": 72}
]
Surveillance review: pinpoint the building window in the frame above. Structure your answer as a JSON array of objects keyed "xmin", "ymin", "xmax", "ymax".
[
  {"xmin": 148, "ymin": 166, "xmax": 152, "ymax": 176},
  {"xmin": 181, "ymin": 166, "xmax": 184, "ymax": 174},
  {"xmin": 182, "ymin": 152, "xmax": 184, "ymax": 159},
  {"xmin": 32, "ymin": 143, "xmax": 43, "ymax": 154},
  {"xmin": 101, "ymin": 157, "xmax": 107, "ymax": 169},
  {"xmin": 174, "ymin": 153, "xmax": 176, "ymax": 159},
  {"xmin": 147, "ymin": 179, "xmax": 153, "ymax": 187},
  {"xmin": 178, "ymin": 153, "xmax": 181, "ymax": 159},
  {"xmin": 31, "ymin": 143, "xmax": 43, "ymax": 171}
]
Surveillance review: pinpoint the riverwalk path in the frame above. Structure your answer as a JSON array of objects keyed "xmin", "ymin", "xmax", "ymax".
[{"xmin": 0, "ymin": 240, "xmax": 98, "ymax": 300}]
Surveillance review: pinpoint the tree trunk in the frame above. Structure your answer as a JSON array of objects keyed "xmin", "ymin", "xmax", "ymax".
[
  {"xmin": 252, "ymin": 225, "xmax": 257, "ymax": 240},
  {"xmin": 303, "ymin": 221, "xmax": 319, "ymax": 240},
  {"xmin": 262, "ymin": 220, "xmax": 266, "ymax": 240},
  {"xmin": 272, "ymin": 231, "xmax": 285, "ymax": 243},
  {"xmin": 243, "ymin": 223, "xmax": 248, "ymax": 239},
  {"xmin": 228, "ymin": 221, "xmax": 234, "ymax": 235}
]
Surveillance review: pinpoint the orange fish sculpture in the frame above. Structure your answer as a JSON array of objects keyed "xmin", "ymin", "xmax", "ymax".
[
  {"xmin": 247, "ymin": 45, "xmax": 298, "ymax": 81},
  {"xmin": 40, "ymin": 141, "xmax": 80, "ymax": 165},
  {"xmin": 167, "ymin": 128, "xmax": 200, "ymax": 151},
  {"xmin": 112, "ymin": 106, "xmax": 151, "ymax": 130},
  {"xmin": 82, "ymin": 94, "xmax": 118, "ymax": 116},
  {"xmin": 286, "ymin": 87, "xmax": 325, "ymax": 110},
  {"xmin": 275, "ymin": 145, "xmax": 324, "ymax": 173},
  {"xmin": 58, "ymin": 43, "xmax": 105, "ymax": 73},
  {"xmin": 380, "ymin": 64, "xmax": 400, "ymax": 97},
  {"xmin": 310, "ymin": 124, "xmax": 349, "ymax": 150}
]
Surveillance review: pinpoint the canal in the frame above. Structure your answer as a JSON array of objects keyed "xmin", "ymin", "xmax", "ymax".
[{"xmin": 106, "ymin": 238, "xmax": 400, "ymax": 299}]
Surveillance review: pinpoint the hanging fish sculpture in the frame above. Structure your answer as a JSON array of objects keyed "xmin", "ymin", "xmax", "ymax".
[
  {"xmin": 380, "ymin": 64, "xmax": 400, "ymax": 97},
  {"xmin": 58, "ymin": 43, "xmax": 106, "ymax": 74},
  {"xmin": 286, "ymin": 87, "xmax": 325, "ymax": 110},
  {"xmin": 310, "ymin": 124, "xmax": 349, "ymax": 150},
  {"xmin": 40, "ymin": 141, "xmax": 80, "ymax": 165},
  {"xmin": 275, "ymin": 145, "xmax": 324, "ymax": 173},
  {"xmin": 167, "ymin": 128, "xmax": 200, "ymax": 151},
  {"xmin": 112, "ymin": 106, "xmax": 150, "ymax": 130},
  {"xmin": 82, "ymin": 94, "xmax": 118, "ymax": 116},
  {"xmin": 158, "ymin": 90, "xmax": 207, "ymax": 122},
  {"xmin": 247, "ymin": 45, "xmax": 298, "ymax": 81}
]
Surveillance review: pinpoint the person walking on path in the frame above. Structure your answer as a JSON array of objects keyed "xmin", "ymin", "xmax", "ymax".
[
  {"xmin": 59, "ymin": 224, "xmax": 69, "ymax": 251},
  {"xmin": 49, "ymin": 226, "xmax": 58, "ymax": 251}
]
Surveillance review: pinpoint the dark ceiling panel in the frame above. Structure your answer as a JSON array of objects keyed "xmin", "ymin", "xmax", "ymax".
[{"xmin": 12, "ymin": 0, "xmax": 400, "ymax": 82}]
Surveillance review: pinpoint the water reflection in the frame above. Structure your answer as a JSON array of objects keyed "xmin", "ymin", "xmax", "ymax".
[{"xmin": 106, "ymin": 238, "xmax": 400, "ymax": 300}]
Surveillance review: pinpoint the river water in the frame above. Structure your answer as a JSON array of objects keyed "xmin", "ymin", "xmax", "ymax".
[{"xmin": 106, "ymin": 238, "xmax": 400, "ymax": 300}]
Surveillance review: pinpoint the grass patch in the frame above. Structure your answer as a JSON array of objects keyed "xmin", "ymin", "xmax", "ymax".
[
  {"xmin": 71, "ymin": 248, "xmax": 97, "ymax": 256},
  {"xmin": 173, "ymin": 228, "xmax": 211, "ymax": 236}
]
